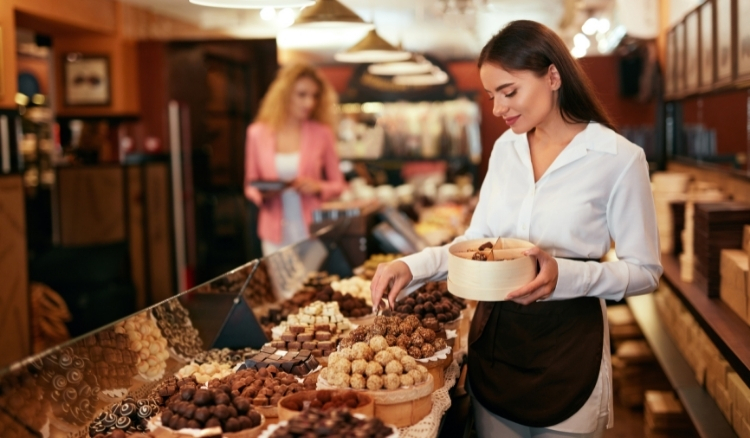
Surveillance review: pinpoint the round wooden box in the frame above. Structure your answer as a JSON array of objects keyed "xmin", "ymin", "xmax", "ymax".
[
  {"xmin": 277, "ymin": 390, "xmax": 375, "ymax": 421},
  {"xmin": 447, "ymin": 237, "xmax": 536, "ymax": 301}
]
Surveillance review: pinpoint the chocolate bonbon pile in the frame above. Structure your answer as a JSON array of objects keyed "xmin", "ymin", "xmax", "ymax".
[
  {"xmin": 269, "ymin": 408, "xmax": 393, "ymax": 438},
  {"xmin": 320, "ymin": 342, "xmax": 428, "ymax": 390},
  {"xmin": 209, "ymin": 365, "xmax": 314, "ymax": 407},
  {"xmin": 392, "ymin": 281, "xmax": 465, "ymax": 323},
  {"xmin": 0, "ymin": 366, "xmax": 48, "ymax": 434},
  {"xmin": 72, "ymin": 328, "xmax": 138, "ymax": 390},
  {"xmin": 272, "ymin": 324, "xmax": 337, "ymax": 357},
  {"xmin": 282, "ymin": 390, "xmax": 368, "ymax": 412},
  {"xmin": 340, "ymin": 315, "xmax": 447, "ymax": 359},
  {"xmin": 88, "ymin": 396, "xmax": 159, "ymax": 436},
  {"xmin": 160, "ymin": 382, "xmax": 262, "ymax": 433},
  {"xmin": 114, "ymin": 312, "xmax": 169, "ymax": 380},
  {"xmin": 38, "ymin": 347, "xmax": 99, "ymax": 426},
  {"xmin": 152, "ymin": 300, "xmax": 203, "ymax": 359},
  {"xmin": 191, "ymin": 347, "xmax": 258, "ymax": 365},
  {"xmin": 91, "ymin": 432, "xmax": 154, "ymax": 438},
  {"xmin": 243, "ymin": 262, "xmax": 276, "ymax": 306},
  {"xmin": 241, "ymin": 347, "xmax": 320, "ymax": 377},
  {"xmin": 312, "ymin": 285, "xmax": 372, "ymax": 318},
  {"xmin": 176, "ymin": 361, "xmax": 233, "ymax": 385}
]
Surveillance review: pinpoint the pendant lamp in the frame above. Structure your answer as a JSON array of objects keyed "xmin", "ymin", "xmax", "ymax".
[
  {"xmin": 368, "ymin": 58, "xmax": 435, "ymax": 75},
  {"xmin": 334, "ymin": 29, "xmax": 411, "ymax": 63},
  {"xmin": 392, "ymin": 69, "xmax": 449, "ymax": 86},
  {"xmin": 292, "ymin": 0, "xmax": 374, "ymax": 29},
  {"xmin": 189, "ymin": 0, "xmax": 314, "ymax": 8}
]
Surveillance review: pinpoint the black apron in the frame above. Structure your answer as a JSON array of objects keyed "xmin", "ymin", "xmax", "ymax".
[{"xmin": 467, "ymin": 261, "xmax": 604, "ymax": 428}]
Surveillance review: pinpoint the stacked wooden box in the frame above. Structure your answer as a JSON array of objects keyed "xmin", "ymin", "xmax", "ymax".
[
  {"xmin": 720, "ymin": 249, "xmax": 750, "ymax": 323},
  {"xmin": 655, "ymin": 284, "xmax": 750, "ymax": 437},
  {"xmin": 644, "ymin": 391, "xmax": 696, "ymax": 437},
  {"xmin": 678, "ymin": 185, "xmax": 725, "ymax": 283},
  {"xmin": 607, "ymin": 304, "xmax": 643, "ymax": 349},
  {"xmin": 612, "ymin": 340, "xmax": 670, "ymax": 408},
  {"xmin": 693, "ymin": 202, "xmax": 750, "ymax": 296},
  {"xmin": 670, "ymin": 201, "xmax": 686, "ymax": 257}
]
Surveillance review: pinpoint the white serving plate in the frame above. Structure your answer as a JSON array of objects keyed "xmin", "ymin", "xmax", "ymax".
[{"xmin": 447, "ymin": 237, "xmax": 536, "ymax": 301}]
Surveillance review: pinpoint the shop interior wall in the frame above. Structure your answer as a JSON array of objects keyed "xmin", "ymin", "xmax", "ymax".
[{"xmin": 319, "ymin": 55, "xmax": 658, "ymax": 183}]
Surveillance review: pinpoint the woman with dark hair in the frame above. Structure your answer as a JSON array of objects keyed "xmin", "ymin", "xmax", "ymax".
[{"xmin": 371, "ymin": 20, "xmax": 662, "ymax": 437}]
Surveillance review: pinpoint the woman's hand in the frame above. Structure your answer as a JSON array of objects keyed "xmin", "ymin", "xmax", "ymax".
[
  {"xmin": 292, "ymin": 177, "xmax": 321, "ymax": 195},
  {"xmin": 370, "ymin": 261, "xmax": 413, "ymax": 312},
  {"xmin": 505, "ymin": 247, "xmax": 559, "ymax": 305}
]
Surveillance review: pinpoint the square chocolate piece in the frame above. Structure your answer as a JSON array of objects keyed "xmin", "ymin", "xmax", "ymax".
[
  {"xmin": 298, "ymin": 350, "xmax": 311, "ymax": 359},
  {"xmin": 311, "ymin": 349, "xmax": 322, "ymax": 357},
  {"xmin": 260, "ymin": 346, "xmax": 276, "ymax": 354},
  {"xmin": 297, "ymin": 332, "xmax": 313, "ymax": 342},
  {"xmin": 290, "ymin": 325, "xmax": 307, "ymax": 334},
  {"xmin": 271, "ymin": 340, "xmax": 287, "ymax": 349},
  {"xmin": 286, "ymin": 341, "xmax": 301, "ymax": 351},
  {"xmin": 315, "ymin": 331, "xmax": 332, "ymax": 341},
  {"xmin": 302, "ymin": 341, "xmax": 317, "ymax": 350}
]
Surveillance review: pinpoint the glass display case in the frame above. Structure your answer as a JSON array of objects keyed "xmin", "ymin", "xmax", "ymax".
[{"xmin": 0, "ymin": 222, "xmax": 356, "ymax": 438}]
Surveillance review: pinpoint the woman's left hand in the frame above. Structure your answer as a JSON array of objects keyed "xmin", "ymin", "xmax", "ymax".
[
  {"xmin": 292, "ymin": 177, "xmax": 321, "ymax": 195},
  {"xmin": 505, "ymin": 247, "xmax": 559, "ymax": 305}
]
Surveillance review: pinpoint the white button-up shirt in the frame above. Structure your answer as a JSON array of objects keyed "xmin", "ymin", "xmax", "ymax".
[{"xmin": 400, "ymin": 122, "xmax": 663, "ymax": 432}]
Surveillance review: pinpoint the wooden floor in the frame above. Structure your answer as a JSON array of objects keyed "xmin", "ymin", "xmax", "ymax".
[{"xmin": 605, "ymin": 399, "xmax": 646, "ymax": 438}]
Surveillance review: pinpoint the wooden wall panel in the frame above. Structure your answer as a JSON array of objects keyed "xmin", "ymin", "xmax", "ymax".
[
  {"xmin": 127, "ymin": 166, "xmax": 147, "ymax": 309},
  {"xmin": 145, "ymin": 163, "xmax": 173, "ymax": 303},
  {"xmin": 0, "ymin": 175, "xmax": 29, "ymax": 367},
  {"xmin": 56, "ymin": 166, "xmax": 125, "ymax": 246}
]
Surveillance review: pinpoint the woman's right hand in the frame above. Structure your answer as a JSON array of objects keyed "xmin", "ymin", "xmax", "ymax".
[{"xmin": 370, "ymin": 261, "xmax": 413, "ymax": 313}]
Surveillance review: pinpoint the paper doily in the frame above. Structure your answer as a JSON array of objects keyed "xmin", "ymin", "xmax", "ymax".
[
  {"xmin": 396, "ymin": 360, "xmax": 460, "ymax": 438},
  {"xmin": 416, "ymin": 346, "xmax": 452, "ymax": 363}
]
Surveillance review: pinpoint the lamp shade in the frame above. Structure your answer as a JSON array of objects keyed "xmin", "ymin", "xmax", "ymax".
[
  {"xmin": 392, "ymin": 69, "xmax": 449, "ymax": 86},
  {"xmin": 368, "ymin": 59, "xmax": 435, "ymax": 75},
  {"xmin": 189, "ymin": 0, "xmax": 314, "ymax": 8},
  {"xmin": 292, "ymin": 0, "xmax": 374, "ymax": 29},
  {"xmin": 334, "ymin": 29, "xmax": 411, "ymax": 63}
]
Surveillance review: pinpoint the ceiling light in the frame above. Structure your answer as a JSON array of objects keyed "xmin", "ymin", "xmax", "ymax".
[
  {"xmin": 334, "ymin": 29, "xmax": 411, "ymax": 63},
  {"xmin": 189, "ymin": 0, "xmax": 312, "ymax": 8},
  {"xmin": 571, "ymin": 46, "xmax": 587, "ymax": 58},
  {"xmin": 260, "ymin": 7, "xmax": 276, "ymax": 20},
  {"xmin": 574, "ymin": 33, "xmax": 591, "ymax": 50},
  {"xmin": 292, "ymin": 0, "xmax": 374, "ymax": 29},
  {"xmin": 368, "ymin": 59, "xmax": 435, "ymax": 76},
  {"xmin": 393, "ymin": 70, "xmax": 449, "ymax": 86},
  {"xmin": 597, "ymin": 18, "xmax": 610, "ymax": 34},
  {"xmin": 277, "ymin": 7, "xmax": 296, "ymax": 26},
  {"xmin": 582, "ymin": 17, "xmax": 599, "ymax": 35}
]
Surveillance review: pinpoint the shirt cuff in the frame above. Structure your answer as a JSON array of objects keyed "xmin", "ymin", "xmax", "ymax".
[{"xmin": 551, "ymin": 257, "xmax": 589, "ymax": 300}]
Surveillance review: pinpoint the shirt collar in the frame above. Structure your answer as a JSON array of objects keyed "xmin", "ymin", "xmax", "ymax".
[{"xmin": 504, "ymin": 122, "xmax": 618, "ymax": 154}]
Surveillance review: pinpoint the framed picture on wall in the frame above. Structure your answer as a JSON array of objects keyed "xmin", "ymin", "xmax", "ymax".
[
  {"xmin": 738, "ymin": 0, "xmax": 750, "ymax": 81},
  {"xmin": 700, "ymin": 0, "xmax": 715, "ymax": 89},
  {"xmin": 63, "ymin": 54, "xmax": 111, "ymax": 106},
  {"xmin": 665, "ymin": 29, "xmax": 676, "ymax": 97},
  {"xmin": 675, "ymin": 22, "xmax": 686, "ymax": 95},
  {"xmin": 685, "ymin": 11, "xmax": 700, "ymax": 93},
  {"xmin": 715, "ymin": 0, "xmax": 733, "ymax": 84}
]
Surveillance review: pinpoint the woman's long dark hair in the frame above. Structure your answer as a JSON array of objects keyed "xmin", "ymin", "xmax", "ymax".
[{"xmin": 478, "ymin": 20, "xmax": 616, "ymax": 132}]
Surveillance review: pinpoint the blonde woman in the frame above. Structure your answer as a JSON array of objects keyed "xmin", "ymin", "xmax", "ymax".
[{"xmin": 244, "ymin": 63, "xmax": 346, "ymax": 255}]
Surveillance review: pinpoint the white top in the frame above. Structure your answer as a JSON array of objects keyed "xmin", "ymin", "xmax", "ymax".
[
  {"xmin": 274, "ymin": 152, "xmax": 309, "ymax": 246},
  {"xmin": 399, "ymin": 122, "xmax": 663, "ymax": 432}
]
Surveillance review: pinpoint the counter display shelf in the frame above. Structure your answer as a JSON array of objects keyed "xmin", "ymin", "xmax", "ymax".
[{"xmin": 0, "ymin": 218, "xmax": 462, "ymax": 438}]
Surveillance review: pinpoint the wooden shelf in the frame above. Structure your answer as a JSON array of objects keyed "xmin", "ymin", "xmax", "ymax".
[
  {"xmin": 661, "ymin": 254, "xmax": 750, "ymax": 387},
  {"xmin": 627, "ymin": 293, "xmax": 736, "ymax": 438}
]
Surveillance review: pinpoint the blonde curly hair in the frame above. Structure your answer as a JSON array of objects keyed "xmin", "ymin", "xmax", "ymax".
[{"xmin": 254, "ymin": 63, "xmax": 338, "ymax": 131}]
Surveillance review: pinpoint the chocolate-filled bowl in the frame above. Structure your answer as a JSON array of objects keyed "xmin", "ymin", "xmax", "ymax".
[
  {"xmin": 447, "ymin": 237, "xmax": 536, "ymax": 301},
  {"xmin": 277, "ymin": 390, "xmax": 374, "ymax": 421}
]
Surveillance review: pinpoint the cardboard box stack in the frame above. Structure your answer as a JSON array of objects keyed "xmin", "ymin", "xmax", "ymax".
[
  {"xmin": 607, "ymin": 304, "xmax": 643, "ymax": 348},
  {"xmin": 612, "ymin": 339, "xmax": 670, "ymax": 408},
  {"xmin": 644, "ymin": 391, "xmax": 696, "ymax": 437},
  {"xmin": 720, "ymin": 249, "xmax": 750, "ymax": 323},
  {"xmin": 693, "ymin": 202, "xmax": 750, "ymax": 297},
  {"xmin": 651, "ymin": 172, "xmax": 690, "ymax": 255},
  {"xmin": 655, "ymin": 284, "xmax": 750, "ymax": 437}
]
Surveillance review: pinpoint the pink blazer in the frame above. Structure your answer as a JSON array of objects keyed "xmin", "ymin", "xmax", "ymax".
[{"xmin": 244, "ymin": 121, "xmax": 346, "ymax": 244}]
